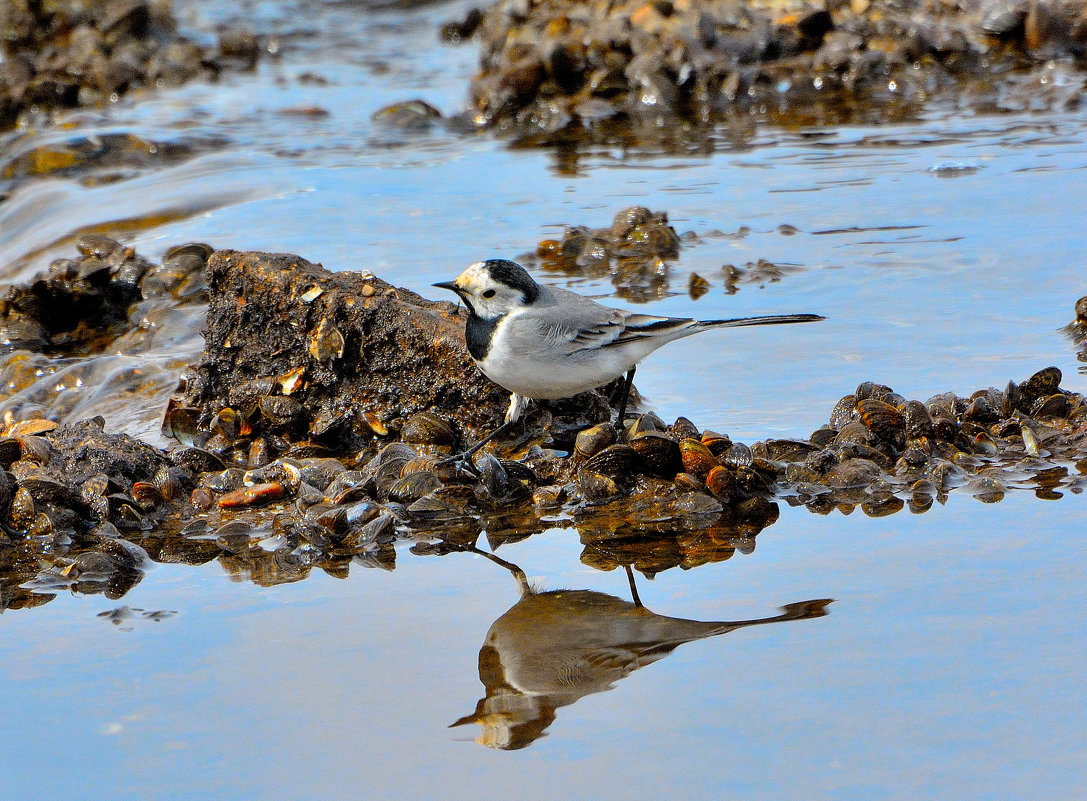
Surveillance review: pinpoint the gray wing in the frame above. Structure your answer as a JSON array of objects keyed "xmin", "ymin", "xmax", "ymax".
[{"xmin": 528, "ymin": 287, "xmax": 701, "ymax": 354}]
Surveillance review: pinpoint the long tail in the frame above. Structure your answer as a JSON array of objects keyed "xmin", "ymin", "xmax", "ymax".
[{"xmin": 704, "ymin": 313, "xmax": 824, "ymax": 328}]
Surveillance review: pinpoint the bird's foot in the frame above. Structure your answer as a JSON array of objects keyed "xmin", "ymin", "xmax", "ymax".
[{"xmin": 437, "ymin": 419, "xmax": 518, "ymax": 473}]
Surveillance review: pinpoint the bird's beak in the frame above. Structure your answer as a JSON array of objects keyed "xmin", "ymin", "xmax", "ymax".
[{"xmin": 433, "ymin": 280, "xmax": 461, "ymax": 295}]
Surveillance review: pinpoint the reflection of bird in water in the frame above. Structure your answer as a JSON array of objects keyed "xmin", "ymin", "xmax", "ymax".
[{"xmin": 450, "ymin": 547, "xmax": 831, "ymax": 750}]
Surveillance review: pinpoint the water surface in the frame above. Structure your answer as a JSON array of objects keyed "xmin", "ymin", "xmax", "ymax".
[{"xmin": 1, "ymin": 0, "xmax": 1085, "ymax": 798}]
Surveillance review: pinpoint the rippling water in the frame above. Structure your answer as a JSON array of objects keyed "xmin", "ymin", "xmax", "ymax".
[{"xmin": 1, "ymin": 0, "xmax": 1085, "ymax": 798}]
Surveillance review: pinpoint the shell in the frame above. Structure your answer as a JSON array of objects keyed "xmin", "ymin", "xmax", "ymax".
[
  {"xmin": 161, "ymin": 401, "xmax": 200, "ymax": 446},
  {"xmin": 825, "ymin": 457, "xmax": 881, "ymax": 489},
  {"xmin": 277, "ymin": 366, "xmax": 306, "ymax": 395},
  {"xmin": 903, "ymin": 400, "xmax": 934, "ymax": 439},
  {"xmin": 673, "ymin": 472, "xmax": 705, "ymax": 493},
  {"xmin": 217, "ymin": 481, "xmax": 289, "ymax": 509},
  {"xmin": 578, "ymin": 470, "xmax": 621, "ymax": 502},
  {"xmin": 77, "ymin": 233, "xmax": 123, "ymax": 258},
  {"xmin": 153, "ymin": 466, "xmax": 189, "ymax": 500},
  {"xmin": 583, "ymin": 443, "xmax": 637, "ymax": 480},
  {"xmin": 309, "ymin": 317, "xmax": 345, "ymax": 363},
  {"xmin": 344, "ymin": 512, "xmax": 396, "ymax": 548},
  {"xmin": 855, "ymin": 381, "xmax": 894, "ymax": 403},
  {"xmin": 762, "ymin": 439, "xmax": 819, "ymax": 462},
  {"xmin": 1021, "ymin": 424, "xmax": 1041, "ymax": 457},
  {"xmin": 210, "ymin": 407, "xmax": 240, "ymax": 441},
  {"xmin": 705, "ymin": 465, "xmax": 736, "ymax": 502},
  {"xmin": 362, "ymin": 411, "xmax": 389, "ymax": 437},
  {"xmin": 387, "ymin": 471, "xmax": 442, "ymax": 504},
  {"xmin": 1032, "ymin": 393, "xmax": 1073, "ymax": 420},
  {"xmin": 574, "ymin": 422, "xmax": 616, "ymax": 459},
  {"xmin": 857, "ymin": 398, "xmax": 906, "ymax": 450},
  {"xmin": 173, "ymin": 447, "xmax": 228, "ymax": 474},
  {"xmin": 630, "ymin": 431, "xmax": 682, "ymax": 477},
  {"xmin": 627, "ymin": 412, "xmax": 666, "ymax": 438},
  {"xmin": 10, "ymin": 486, "xmax": 35, "ymax": 528},
  {"xmin": 163, "ymin": 242, "xmax": 214, "ymax": 262},
  {"xmin": 670, "ymin": 417, "xmax": 700, "ymax": 440},
  {"xmin": 21, "ymin": 477, "xmax": 84, "ymax": 508},
  {"xmin": 247, "ymin": 437, "xmax": 274, "ymax": 468},
  {"xmin": 132, "ymin": 481, "xmax": 163, "ymax": 510},
  {"xmin": 190, "ymin": 487, "xmax": 215, "ymax": 510},
  {"xmin": 931, "ymin": 416, "xmax": 959, "ymax": 443},
  {"xmin": 200, "ymin": 467, "xmax": 247, "ymax": 493},
  {"xmin": 0, "ymin": 438, "xmax": 23, "ymax": 467},
  {"xmin": 477, "ymin": 454, "xmax": 535, "ymax": 501},
  {"xmin": 833, "ymin": 421, "xmax": 874, "ymax": 448},
  {"xmin": 1020, "ymin": 366, "xmax": 1062, "ymax": 402},
  {"xmin": 259, "ymin": 395, "xmax": 303, "ymax": 427},
  {"xmin": 679, "ymin": 438, "xmax": 716, "ymax": 476},
  {"xmin": 809, "ymin": 427, "xmax": 837, "ymax": 448},
  {"xmin": 400, "ymin": 412, "xmax": 456, "ymax": 446},
  {"xmin": 829, "ymin": 394, "xmax": 857, "ymax": 428},
  {"xmin": 962, "ymin": 394, "xmax": 998, "ymax": 424},
  {"xmin": 81, "ymin": 473, "xmax": 111, "ymax": 501},
  {"xmin": 245, "ymin": 459, "xmax": 302, "ymax": 495},
  {"xmin": 700, "ymin": 430, "xmax": 732, "ymax": 456},
  {"xmin": 722, "ymin": 441, "xmax": 753, "ymax": 470},
  {"xmin": 5, "ymin": 419, "xmax": 58, "ymax": 437},
  {"xmin": 16, "ymin": 435, "xmax": 52, "ymax": 464},
  {"xmin": 305, "ymin": 503, "xmax": 349, "ymax": 534}
]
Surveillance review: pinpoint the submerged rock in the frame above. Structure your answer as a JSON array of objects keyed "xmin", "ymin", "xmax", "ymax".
[
  {"xmin": 0, "ymin": 0, "xmax": 261, "ymax": 129},
  {"xmin": 0, "ymin": 236, "xmax": 209, "ymax": 356}
]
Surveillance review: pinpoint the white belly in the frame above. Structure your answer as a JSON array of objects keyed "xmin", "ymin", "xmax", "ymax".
[{"xmin": 477, "ymin": 341, "xmax": 638, "ymax": 400}]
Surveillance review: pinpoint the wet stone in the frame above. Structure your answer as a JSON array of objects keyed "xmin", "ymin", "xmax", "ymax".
[{"xmin": 0, "ymin": 0, "xmax": 260, "ymax": 130}]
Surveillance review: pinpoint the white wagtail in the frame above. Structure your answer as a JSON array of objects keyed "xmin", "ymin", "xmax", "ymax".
[{"xmin": 434, "ymin": 259, "xmax": 823, "ymax": 455}]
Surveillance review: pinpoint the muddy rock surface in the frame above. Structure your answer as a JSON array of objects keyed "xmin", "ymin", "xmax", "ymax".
[
  {"xmin": 0, "ymin": 0, "xmax": 261, "ymax": 130},
  {"xmin": 456, "ymin": 0, "xmax": 1087, "ymax": 138},
  {"xmin": 173, "ymin": 249, "xmax": 615, "ymax": 451}
]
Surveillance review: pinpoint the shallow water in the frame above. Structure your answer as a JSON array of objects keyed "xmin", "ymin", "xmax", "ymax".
[{"xmin": 1, "ymin": 0, "xmax": 1086, "ymax": 797}]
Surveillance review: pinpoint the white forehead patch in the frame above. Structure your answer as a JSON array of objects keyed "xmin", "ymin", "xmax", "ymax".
[{"xmin": 456, "ymin": 262, "xmax": 491, "ymax": 290}]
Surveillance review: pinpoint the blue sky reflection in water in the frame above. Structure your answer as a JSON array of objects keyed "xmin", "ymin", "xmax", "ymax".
[
  {"xmin": 0, "ymin": 0, "xmax": 1086, "ymax": 798},
  {"xmin": 2, "ymin": 493, "xmax": 1084, "ymax": 800}
]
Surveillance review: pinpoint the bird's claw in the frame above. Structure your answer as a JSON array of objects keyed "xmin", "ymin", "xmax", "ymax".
[{"xmin": 437, "ymin": 448, "xmax": 482, "ymax": 477}]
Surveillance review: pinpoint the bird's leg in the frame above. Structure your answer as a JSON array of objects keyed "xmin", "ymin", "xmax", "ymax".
[
  {"xmin": 460, "ymin": 543, "xmax": 532, "ymax": 597},
  {"xmin": 624, "ymin": 564, "xmax": 644, "ymax": 608},
  {"xmin": 438, "ymin": 393, "xmax": 530, "ymax": 471},
  {"xmin": 614, "ymin": 367, "xmax": 637, "ymax": 428}
]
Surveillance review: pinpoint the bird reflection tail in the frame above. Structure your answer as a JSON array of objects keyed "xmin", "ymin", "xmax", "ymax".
[{"xmin": 701, "ymin": 597, "xmax": 833, "ymax": 637}]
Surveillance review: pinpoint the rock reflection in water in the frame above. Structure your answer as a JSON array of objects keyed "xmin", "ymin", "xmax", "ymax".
[{"xmin": 450, "ymin": 546, "xmax": 831, "ymax": 750}]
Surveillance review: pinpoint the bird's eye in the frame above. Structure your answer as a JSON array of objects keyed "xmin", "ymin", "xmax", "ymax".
[{"xmin": 482, "ymin": 289, "xmax": 496, "ymax": 299}]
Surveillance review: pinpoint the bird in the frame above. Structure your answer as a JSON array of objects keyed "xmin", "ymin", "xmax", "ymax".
[
  {"xmin": 434, "ymin": 258, "xmax": 823, "ymax": 457},
  {"xmin": 448, "ymin": 545, "xmax": 832, "ymax": 750}
]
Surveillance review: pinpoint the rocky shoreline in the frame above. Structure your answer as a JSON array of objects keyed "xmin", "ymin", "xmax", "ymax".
[
  {"xmin": 0, "ymin": 0, "xmax": 261, "ymax": 131},
  {"xmin": 452, "ymin": 0, "xmax": 1087, "ymax": 139},
  {"xmin": 1, "ymin": 240, "xmax": 1085, "ymax": 611}
]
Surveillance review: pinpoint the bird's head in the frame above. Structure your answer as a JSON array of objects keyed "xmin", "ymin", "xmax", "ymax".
[{"xmin": 434, "ymin": 259, "xmax": 540, "ymax": 320}]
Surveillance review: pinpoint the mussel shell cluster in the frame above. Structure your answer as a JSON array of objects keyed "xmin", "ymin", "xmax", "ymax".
[
  {"xmin": 0, "ymin": 236, "xmax": 211, "ymax": 356},
  {"xmin": 0, "ymin": 0, "xmax": 260, "ymax": 129},
  {"xmin": 786, "ymin": 367, "xmax": 1087, "ymax": 514},
  {"xmin": 0, "ymin": 417, "xmax": 196, "ymax": 609},
  {"xmin": 462, "ymin": 0, "xmax": 1087, "ymax": 139},
  {"xmin": 528, "ymin": 206, "xmax": 681, "ymax": 301}
]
